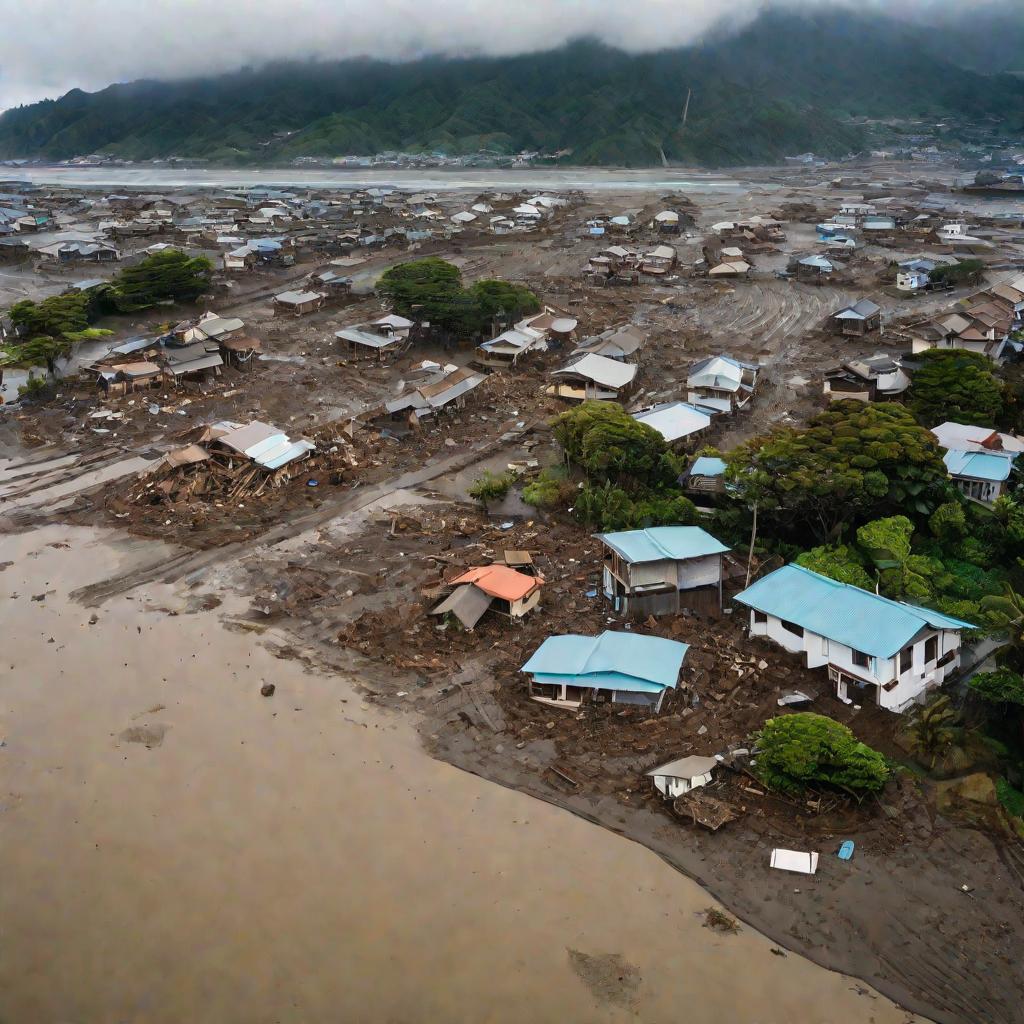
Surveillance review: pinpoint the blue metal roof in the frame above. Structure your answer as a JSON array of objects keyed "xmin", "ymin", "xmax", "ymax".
[
  {"xmin": 690, "ymin": 456, "xmax": 727, "ymax": 478},
  {"xmin": 596, "ymin": 526, "xmax": 729, "ymax": 564},
  {"xmin": 734, "ymin": 564, "xmax": 975, "ymax": 658},
  {"xmin": 944, "ymin": 449, "xmax": 1015, "ymax": 483},
  {"xmin": 521, "ymin": 630, "xmax": 689, "ymax": 692}
]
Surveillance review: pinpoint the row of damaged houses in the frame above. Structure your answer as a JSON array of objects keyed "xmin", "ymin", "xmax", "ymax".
[
  {"xmin": 500, "ymin": 524, "xmax": 974, "ymax": 717},
  {"xmin": 902, "ymin": 274, "xmax": 1024, "ymax": 363},
  {"xmin": 88, "ymin": 311, "xmax": 259, "ymax": 394}
]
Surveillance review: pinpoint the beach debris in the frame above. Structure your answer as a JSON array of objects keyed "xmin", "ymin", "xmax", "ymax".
[
  {"xmin": 837, "ymin": 840, "xmax": 855, "ymax": 861},
  {"xmin": 703, "ymin": 907, "xmax": 740, "ymax": 934},
  {"xmin": 260, "ymin": 683, "xmax": 276, "ymax": 697}
]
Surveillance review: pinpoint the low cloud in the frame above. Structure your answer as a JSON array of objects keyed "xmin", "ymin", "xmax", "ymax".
[{"xmin": 0, "ymin": 0, "xmax": 1011, "ymax": 111}]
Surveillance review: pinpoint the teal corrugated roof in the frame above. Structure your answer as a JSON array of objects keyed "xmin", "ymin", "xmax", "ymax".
[
  {"xmin": 734, "ymin": 564, "xmax": 974, "ymax": 658},
  {"xmin": 596, "ymin": 526, "xmax": 729, "ymax": 564},
  {"xmin": 944, "ymin": 449, "xmax": 1015, "ymax": 483},
  {"xmin": 521, "ymin": 631, "xmax": 688, "ymax": 691},
  {"xmin": 690, "ymin": 456, "xmax": 727, "ymax": 477}
]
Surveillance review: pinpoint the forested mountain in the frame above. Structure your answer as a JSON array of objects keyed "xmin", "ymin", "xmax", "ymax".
[{"xmin": 2, "ymin": 8, "xmax": 1022, "ymax": 167}]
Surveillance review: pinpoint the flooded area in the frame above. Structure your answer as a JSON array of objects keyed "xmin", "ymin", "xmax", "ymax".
[
  {"xmin": 0, "ymin": 525, "xmax": 922, "ymax": 1023},
  {"xmin": 9, "ymin": 165, "xmax": 749, "ymax": 194}
]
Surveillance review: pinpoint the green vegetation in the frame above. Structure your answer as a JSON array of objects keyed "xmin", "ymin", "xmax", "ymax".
[
  {"xmin": 726, "ymin": 401, "xmax": 951, "ymax": 545},
  {"xmin": 2, "ymin": 11, "xmax": 1022, "ymax": 167},
  {"xmin": 754, "ymin": 713, "xmax": 891, "ymax": 796},
  {"xmin": 548, "ymin": 402, "xmax": 698, "ymax": 530},
  {"xmin": 522, "ymin": 467, "xmax": 575, "ymax": 510},
  {"xmin": 909, "ymin": 350, "xmax": 1003, "ymax": 428},
  {"xmin": 928, "ymin": 258, "xmax": 986, "ymax": 288},
  {"xmin": 996, "ymin": 779, "xmax": 1024, "ymax": 819},
  {"xmin": 109, "ymin": 249, "xmax": 212, "ymax": 311},
  {"xmin": 377, "ymin": 258, "xmax": 538, "ymax": 339},
  {"xmin": 16, "ymin": 376, "xmax": 48, "ymax": 399},
  {"xmin": 904, "ymin": 695, "xmax": 968, "ymax": 772},
  {"xmin": 795, "ymin": 510, "xmax": 1002, "ymax": 622},
  {"xmin": 468, "ymin": 471, "xmax": 515, "ymax": 509},
  {"xmin": 3, "ymin": 249, "xmax": 209, "ymax": 379}
]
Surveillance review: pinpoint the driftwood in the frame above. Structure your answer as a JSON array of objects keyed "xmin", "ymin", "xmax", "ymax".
[{"xmin": 672, "ymin": 791, "xmax": 741, "ymax": 831}]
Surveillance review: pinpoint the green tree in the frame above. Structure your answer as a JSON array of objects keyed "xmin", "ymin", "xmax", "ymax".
[
  {"xmin": 378, "ymin": 259, "xmax": 539, "ymax": 338},
  {"xmin": 904, "ymin": 694, "xmax": 967, "ymax": 771},
  {"xmin": 929, "ymin": 501, "xmax": 967, "ymax": 543},
  {"xmin": 795, "ymin": 543, "xmax": 874, "ymax": 589},
  {"xmin": 726, "ymin": 401, "xmax": 950, "ymax": 544},
  {"xmin": 9, "ymin": 292, "xmax": 92, "ymax": 337},
  {"xmin": 754, "ymin": 713, "xmax": 891, "ymax": 796},
  {"xmin": 468, "ymin": 279, "xmax": 540, "ymax": 327},
  {"xmin": 554, "ymin": 401, "xmax": 681, "ymax": 490},
  {"xmin": 929, "ymin": 258, "xmax": 985, "ymax": 288},
  {"xmin": 109, "ymin": 249, "xmax": 212, "ymax": 312},
  {"xmin": 909, "ymin": 349, "xmax": 1003, "ymax": 428},
  {"xmin": 970, "ymin": 668, "xmax": 1024, "ymax": 708},
  {"xmin": 468, "ymin": 470, "xmax": 514, "ymax": 510}
]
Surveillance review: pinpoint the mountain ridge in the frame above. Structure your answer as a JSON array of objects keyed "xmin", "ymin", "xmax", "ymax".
[{"xmin": 1, "ymin": 9, "xmax": 1022, "ymax": 167}]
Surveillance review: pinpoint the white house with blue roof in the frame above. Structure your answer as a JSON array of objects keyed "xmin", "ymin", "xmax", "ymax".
[
  {"xmin": 521, "ymin": 630, "xmax": 689, "ymax": 711},
  {"xmin": 596, "ymin": 526, "xmax": 730, "ymax": 616},
  {"xmin": 734, "ymin": 564, "xmax": 975, "ymax": 713},
  {"xmin": 943, "ymin": 449, "xmax": 1016, "ymax": 505}
]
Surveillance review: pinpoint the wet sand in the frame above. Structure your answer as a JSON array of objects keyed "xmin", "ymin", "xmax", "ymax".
[{"xmin": 0, "ymin": 526, "xmax": 922, "ymax": 1023}]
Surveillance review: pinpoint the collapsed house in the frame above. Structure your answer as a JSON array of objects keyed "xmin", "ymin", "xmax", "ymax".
[
  {"xmin": 140, "ymin": 419, "xmax": 317, "ymax": 503},
  {"xmin": 544, "ymin": 353, "xmax": 637, "ymax": 402},
  {"xmin": 429, "ymin": 564, "xmax": 543, "ymax": 630},
  {"xmin": 476, "ymin": 307, "xmax": 578, "ymax": 369},
  {"xmin": 571, "ymin": 324, "xmax": 646, "ymax": 363},
  {"xmin": 521, "ymin": 630, "xmax": 689, "ymax": 712},
  {"xmin": 822, "ymin": 354, "xmax": 910, "ymax": 402},
  {"xmin": 686, "ymin": 355, "xmax": 760, "ymax": 414},
  {"xmin": 374, "ymin": 364, "xmax": 486, "ymax": 426},
  {"xmin": 596, "ymin": 526, "xmax": 729, "ymax": 616},
  {"xmin": 647, "ymin": 755, "xmax": 719, "ymax": 799},
  {"xmin": 337, "ymin": 314, "xmax": 415, "ymax": 360},
  {"xmin": 734, "ymin": 564, "xmax": 975, "ymax": 713}
]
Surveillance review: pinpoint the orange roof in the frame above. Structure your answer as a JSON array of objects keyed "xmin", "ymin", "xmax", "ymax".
[{"xmin": 449, "ymin": 565, "xmax": 542, "ymax": 601}]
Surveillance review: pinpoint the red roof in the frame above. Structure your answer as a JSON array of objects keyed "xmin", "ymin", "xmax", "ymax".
[{"xmin": 449, "ymin": 565, "xmax": 542, "ymax": 601}]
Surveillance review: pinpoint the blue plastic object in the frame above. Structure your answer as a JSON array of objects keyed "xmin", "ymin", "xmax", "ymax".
[{"xmin": 837, "ymin": 840, "xmax": 855, "ymax": 861}]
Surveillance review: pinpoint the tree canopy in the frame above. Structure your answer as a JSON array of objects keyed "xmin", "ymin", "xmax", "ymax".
[
  {"xmin": 377, "ymin": 258, "xmax": 538, "ymax": 338},
  {"xmin": 726, "ymin": 401, "xmax": 950, "ymax": 543},
  {"xmin": 754, "ymin": 712, "xmax": 891, "ymax": 795},
  {"xmin": 909, "ymin": 349, "xmax": 1003, "ymax": 428},
  {"xmin": 109, "ymin": 249, "xmax": 212, "ymax": 311},
  {"xmin": 9, "ymin": 293, "xmax": 92, "ymax": 337}
]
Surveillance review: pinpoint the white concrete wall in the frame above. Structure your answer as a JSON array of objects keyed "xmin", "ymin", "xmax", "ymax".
[
  {"xmin": 749, "ymin": 612, "xmax": 965, "ymax": 713},
  {"xmin": 653, "ymin": 773, "xmax": 712, "ymax": 799}
]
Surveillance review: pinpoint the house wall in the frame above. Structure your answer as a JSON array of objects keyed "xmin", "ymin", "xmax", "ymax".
[
  {"xmin": 653, "ymin": 771, "xmax": 712, "ymax": 799},
  {"xmin": 954, "ymin": 476, "xmax": 1004, "ymax": 505},
  {"xmin": 748, "ymin": 611, "xmax": 964, "ymax": 713},
  {"xmin": 509, "ymin": 589, "xmax": 541, "ymax": 619},
  {"xmin": 677, "ymin": 554, "xmax": 722, "ymax": 590}
]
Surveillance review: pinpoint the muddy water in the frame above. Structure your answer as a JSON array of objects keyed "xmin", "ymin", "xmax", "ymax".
[{"xmin": 0, "ymin": 526, "xmax": 922, "ymax": 1024}]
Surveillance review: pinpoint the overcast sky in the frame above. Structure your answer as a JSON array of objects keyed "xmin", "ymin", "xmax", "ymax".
[{"xmin": 0, "ymin": 0, "xmax": 1002, "ymax": 112}]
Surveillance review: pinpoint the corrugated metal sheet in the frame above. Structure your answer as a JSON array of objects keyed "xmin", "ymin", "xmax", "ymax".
[
  {"xmin": 521, "ymin": 630, "xmax": 688, "ymax": 692},
  {"xmin": 734, "ymin": 564, "xmax": 975, "ymax": 658},
  {"xmin": 944, "ymin": 449, "xmax": 1015, "ymax": 482},
  {"xmin": 597, "ymin": 527, "xmax": 728, "ymax": 565}
]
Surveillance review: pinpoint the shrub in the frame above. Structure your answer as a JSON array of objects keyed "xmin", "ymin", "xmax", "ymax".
[
  {"xmin": 754, "ymin": 712, "xmax": 891, "ymax": 796},
  {"xmin": 468, "ymin": 470, "xmax": 514, "ymax": 507},
  {"xmin": 522, "ymin": 467, "xmax": 574, "ymax": 510},
  {"xmin": 17, "ymin": 375, "xmax": 48, "ymax": 399}
]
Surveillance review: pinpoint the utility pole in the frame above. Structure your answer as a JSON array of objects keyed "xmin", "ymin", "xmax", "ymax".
[{"xmin": 681, "ymin": 87, "xmax": 692, "ymax": 131}]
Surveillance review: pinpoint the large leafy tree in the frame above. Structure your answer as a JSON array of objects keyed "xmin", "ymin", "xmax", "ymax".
[
  {"xmin": 9, "ymin": 292, "xmax": 92, "ymax": 337},
  {"xmin": 726, "ymin": 401, "xmax": 951, "ymax": 543},
  {"xmin": 554, "ymin": 401, "xmax": 681, "ymax": 489},
  {"xmin": 377, "ymin": 258, "xmax": 538, "ymax": 338},
  {"xmin": 909, "ymin": 349, "xmax": 1003, "ymax": 428},
  {"xmin": 109, "ymin": 249, "xmax": 212, "ymax": 312},
  {"xmin": 754, "ymin": 713, "xmax": 891, "ymax": 796}
]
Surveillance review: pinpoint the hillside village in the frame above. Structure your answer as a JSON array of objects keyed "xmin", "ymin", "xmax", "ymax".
[{"xmin": 4, "ymin": 160, "xmax": 1024, "ymax": 1023}]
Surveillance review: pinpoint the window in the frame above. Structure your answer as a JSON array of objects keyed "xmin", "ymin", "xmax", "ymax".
[
  {"xmin": 780, "ymin": 619, "xmax": 804, "ymax": 638},
  {"xmin": 899, "ymin": 647, "xmax": 912, "ymax": 674},
  {"xmin": 852, "ymin": 650, "xmax": 870, "ymax": 669},
  {"xmin": 924, "ymin": 635, "xmax": 939, "ymax": 663},
  {"xmin": 753, "ymin": 610, "xmax": 768, "ymax": 625}
]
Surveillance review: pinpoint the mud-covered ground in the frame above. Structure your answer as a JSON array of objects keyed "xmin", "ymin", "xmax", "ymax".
[{"xmin": 5, "ymin": 163, "xmax": 1024, "ymax": 1023}]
